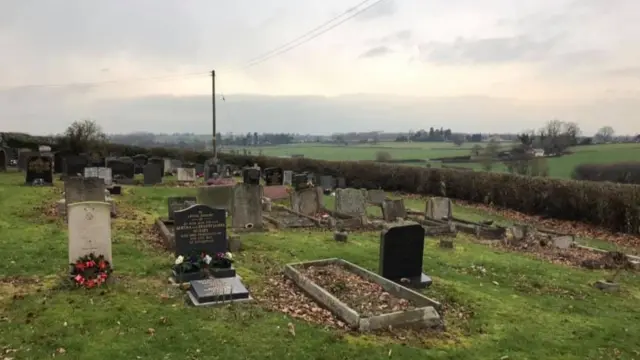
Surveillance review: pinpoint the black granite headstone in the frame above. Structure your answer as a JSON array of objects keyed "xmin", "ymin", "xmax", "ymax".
[
  {"xmin": 189, "ymin": 277, "xmax": 250, "ymax": 304},
  {"xmin": 167, "ymin": 196, "xmax": 197, "ymax": 221},
  {"xmin": 148, "ymin": 157, "xmax": 165, "ymax": 177},
  {"xmin": 25, "ymin": 155, "xmax": 53, "ymax": 185},
  {"xmin": 292, "ymin": 173, "xmax": 309, "ymax": 190},
  {"xmin": 143, "ymin": 163, "xmax": 162, "ymax": 185},
  {"xmin": 174, "ymin": 204, "xmax": 227, "ymax": 256},
  {"xmin": 63, "ymin": 155, "xmax": 89, "ymax": 176},
  {"xmin": 132, "ymin": 154, "xmax": 147, "ymax": 174},
  {"xmin": 108, "ymin": 160, "xmax": 135, "ymax": 181},
  {"xmin": 242, "ymin": 168, "xmax": 261, "ymax": 185},
  {"xmin": 263, "ymin": 167, "xmax": 284, "ymax": 186},
  {"xmin": 379, "ymin": 223, "xmax": 431, "ymax": 288}
]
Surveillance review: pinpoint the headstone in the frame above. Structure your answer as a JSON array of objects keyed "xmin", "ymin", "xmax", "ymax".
[
  {"xmin": 188, "ymin": 277, "xmax": 251, "ymax": 305},
  {"xmin": 84, "ymin": 167, "xmax": 99, "ymax": 178},
  {"xmin": 283, "ymin": 170, "xmax": 293, "ymax": 186},
  {"xmin": 170, "ymin": 159, "xmax": 183, "ymax": 173},
  {"xmin": 426, "ymin": 197, "xmax": 453, "ymax": 220},
  {"xmin": 0, "ymin": 148, "xmax": 7, "ymax": 171},
  {"xmin": 67, "ymin": 201, "xmax": 112, "ymax": 264},
  {"xmin": 18, "ymin": 150, "xmax": 38, "ymax": 171},
  {"xmin": 231, "ymin": 184, "xmax": 263, "ymax": 229},
  {"xmin": 25, "ymin": 155, "xmax": 53, "ymax": 185},
  {"xmin": 143, "ymin": 163, "xmax": 162, "ymax": 185},
  {"xmin": 148, "ymin": 157, "xmax": 164, "ymax": 176},
  {"xmin": 204, "ymin": 160, "xmax": 219, "ymax": 180},
  {"xmin": 177, "ymin": 168, "xmax": 196, "ymax": 182},
  {"xmin": 132, "ymin": 154, "xmax": 148, "ymax": 174},
  {"xmin": 381, "ymin": 199, "xmax": 407, "ymax": 221},
  {"xmin": 320, "ymin": 175, "xmax": 334, "ymax": 192},
  {"xmin": 335, "ymin": 188, "xmax": 367, "ymax": 217},
  {"xmin": 65, "ymin": 177, "xmax": 106, "ymax": 205},
  {"xmin": 221, "ymin": 165, "xmax": 232, "ymax": 178},
  {"xmin": 553, "ymin": 236, "xmax": 574, "ymax": 249},
  {"xmin": 242, "ymin": 167, "xmax": 261, "ymax": 185},
  {"xmin": 174, "ymin": 205, "xmax": 227, "ymax": 256},
  {"xmin": 263, "ymin": 167, "xmax": 284, "ymax": 186},
  {"xmin": 290, "ymin": 187, "xmax": 323, "ymax": 216},
  {"xmin": 197, "ymin": 186, "xmax": 234, "ymax": 211},
  {"xmin": 107, "ymin": 160, "xmax": 135, "ymax": 183},
  {"xmin": 367, "ymin": 189, "xmax": 386, "ymax": 205},
  {"xmin": 379, "ymin": 223, "xmax": 431, "ymax": 288},
  {"xmin": 98, "ymin": 167, "xmax": 113, "ymax": 186},
  {"xmin": 53, "ymin": 152, "xmax": 67, "ymax": 173},
  {"xmin": 167, "ymin": 196, "xmax": 197, "ymax": 221},
  {"xmin": 163, "ymin": 158, "xmax": 174, "ymax": 174},
  {"xmin": 195, "ymin": 164, "xmax": 204, "ymax": 175},
  {"xmin": 63, "ymin": 155, "xmax": 89, "ymax": 176},
  {"xmin": 292, "ymin": 173, "xmax": 309, "ymax": 190},
  {"xmin": 337, "ymin": 177, "xmax": 346, "ymax": 189}
]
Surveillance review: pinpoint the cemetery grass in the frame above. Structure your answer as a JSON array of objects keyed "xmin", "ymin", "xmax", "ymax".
[{"xmin": 0, "ymin": 173, "xmax": 639, "ymax": 359}]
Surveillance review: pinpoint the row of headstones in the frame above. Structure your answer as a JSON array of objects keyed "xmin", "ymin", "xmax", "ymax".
[{"xmin": 58, "ymin": 177, "xmax": 117, "ymax": 218}]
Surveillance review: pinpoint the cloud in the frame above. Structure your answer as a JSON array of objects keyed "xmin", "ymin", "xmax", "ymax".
[
  {"xmin": 355, "ymin": 0, "xmax": 397, "ymax": 21},
  {"xmin": 602, "ymin": 67, "xmax": 640, "ymax": 78},
  {"xmin": 359, "ymin": 46, "xmax": 393, "ymax": 58},
  {"xmin": 419, "ymin": 36, "xmax": 557, "ymax": 64}
]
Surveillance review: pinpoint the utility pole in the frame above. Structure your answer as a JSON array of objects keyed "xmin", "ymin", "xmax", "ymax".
[{"xmin": 211, "ymin": 70, "xmax": 217, "ymax": 161}]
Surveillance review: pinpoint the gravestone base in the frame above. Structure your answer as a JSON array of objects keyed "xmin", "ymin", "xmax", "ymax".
[
  {"xmin": 108, "ymin": 186, "xmax": 122, "ymax": 195},
  {"xmin": 210, "ymin": 267, "xmax": 236, "ymax": 278},
  {"xmin": 171, "ymin": 270, "xmax": 207, "ymax": 284},
  {"xmin": 187, "ymin": 277, "xmax": 253, "ymax": 306},
  {"xmin": 594, "ymin": 280, "xmax": 620, "ymax": 292},
  {"xmin": 395, "ymin": 273, "xmax": 433, "ymax": 289}
]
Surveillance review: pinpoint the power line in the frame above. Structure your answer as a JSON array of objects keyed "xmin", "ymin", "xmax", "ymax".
[{"xmin": 245, "ymin": 0, "xmax": 388, "ymax": 68}]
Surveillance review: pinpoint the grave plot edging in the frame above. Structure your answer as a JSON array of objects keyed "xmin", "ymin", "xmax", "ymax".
[
  {"xmin": 155, "ymin": 218, "xmax": 175, "ymax": 250},
  {"xmin": 284, "ymin": 258, "xmax": 442, "ymax": 332}
]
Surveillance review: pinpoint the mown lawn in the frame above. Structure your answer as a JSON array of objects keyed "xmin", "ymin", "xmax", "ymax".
[{"xmin": 1, "ymin": 171, "xmax": 639, "ymax": 359}]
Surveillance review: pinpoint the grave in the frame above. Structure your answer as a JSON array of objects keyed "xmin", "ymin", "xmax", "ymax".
[
  {"xmin": 367, "ymin": 189, "xmax": 386, "ymax": 205},
  {"xmin": 132, "ymin": 154, "xmax": 148, "ymax": 174},
  {"xmin": 196, "ymin": 185, "xmax": 234, "ymax": 211},
  {"xmin": 337, "ymin": 177, "xmax": 346, "ymax": 189},
  {"xmin": 231, "ymin": 183, "xmax": 263, "ymax": 230},
  {"xmin": 84, "ymin": 167, "xmax": 113, "ymax": 186},
  {"xmin": 379, "ymin": 223, "xmax": 432, "ymax": 288},
  {"xmin": 290, "ymin": 187, "xmax": 323, "ymax": 216},
  {"xmin": 163, "ymin": 158, "xmax": 174, "ymax": 175},
  {"xmin": 263, "ymin": 167, "xmax": 284, "ymax": 186},
  {"xmin": 187, "ymin": 277, "xmax": 252, "ymax": 306},
  {"xmin": 25, "ymin": 155, "xmax": 54, "ymax": 185},
  {"xmin": 283, "ymin": 170, "xmax": 293, "ymax": 186},
  {"xmin": 148, "ymin": 157, "xmax": 165, "ymax": 176},
  {"xmin": 320, "ymin": 175, "xmax": 334, "ymax": 194},
  {"xmin": 242, "ymin": 167, "xmax": 261, "ymax": 185},
  {"xmin": 63, "ymin": 155, "xmax": 89, "ymax": 177},
  {"xmin": 167, "ymin": 196, "xmax": 197, "ymax": 221},
  {"xmin": 177, "ymin": 168, "xmax": 196, "ymax": 182},
  {"xmin": 18, "ymin": 150, "xmax": 38, "ymax": 171},
  {"xmin": 67, "ymin": 201, "xmax": 113, "ymax": 264},
  {"xmin": 107, "ymin": 160, "xmax": 135, "ymax": 184},
  {"xmin": 335, "ymin": 188, "xmax": 367, "ymax": 218},
  {"xmin": 143, "ymin": 163, "xmax": 163, "ymax": 185},
  {"xmin": 263, "ymin": 185, "xmax": 289, "ymax": 200},
  {"xmin": 195, "ymin": 164, "xmax": 204, "ymax": 175},
  {"xmin": 426, "ymin": 197, "xmax": 453, "ymax": 220},
  {"xmin": 292, "ymin": 173, "xmax": 310, "ymax": 190},
  {"xmin": 0, "ymin": 148, "xmax": 7, "ymax": 171},
  {"xmin": 381, "ymin": 199, "xmax": 407, "ymax": 221},
  {"xmin": 174, "ymin": 204, "xmax": 227, "ymax": 256}
]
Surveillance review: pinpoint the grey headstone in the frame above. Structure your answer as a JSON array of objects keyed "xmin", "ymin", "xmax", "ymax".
[
  {"xmin": 335, "ymin": 188, "xmax": 367, "ymax": 217},
  {"xmin": 167, "ymin": 196, "xmax": 197, "ymax": 221},
  {"xmin": 367, "ymin": 189, "xmax": 386, "ymax": 205},
  {"xmin": 425, "ymin": 197, "xmax": 453, "ymax": 220},
  {"xmin": 65, "ymin": 177, "xmax": 106, "ymax": 206},
  {"xmin": 196, "ymin": 185, "xmax": 234, "ymax": 211},
  {"xmin": 231, "ymin": 184, "xmax": 263, "ymax": 229},
  {"xmin": 143, "ymin": 163, "xmax": 162, "ymax": 185},
  {"xmin": 283, "ymin": 171, "xmax": 293, "ymax": 186},
  {"xmin": 381, "ymin": 199, "xmax": 406, "ymax": 222},
  {"xmin": 290, "ymin": 187, "xmax": 323, "ymax": 216}
]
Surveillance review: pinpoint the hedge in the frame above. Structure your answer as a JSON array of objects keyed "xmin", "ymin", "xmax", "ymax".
[
  {"xmin": 3, "ymin": 132, "xmax": 640, "ymax": 235},
  {"xmin": 572, "ymin": 162, "xmax": 640, "ymax": 184}
]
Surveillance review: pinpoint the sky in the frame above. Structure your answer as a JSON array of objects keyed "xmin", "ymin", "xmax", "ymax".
[{"xmin": 0, "ymin": 0, "xmax": 639, "ymax": 136}]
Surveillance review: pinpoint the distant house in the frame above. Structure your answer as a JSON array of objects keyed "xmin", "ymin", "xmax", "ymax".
[
  {"xmin": 635, "ymin": 134, "xmax": 640, "ymax": 143},
  {"xmin": 527, "ymin": 148, "xmax": 545, "ymax": 157}
]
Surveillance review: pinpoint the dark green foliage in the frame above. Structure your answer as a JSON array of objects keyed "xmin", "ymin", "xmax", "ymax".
[{"xmin": 573, "ymin": 162, "xmax": 640, "ymax": 184}]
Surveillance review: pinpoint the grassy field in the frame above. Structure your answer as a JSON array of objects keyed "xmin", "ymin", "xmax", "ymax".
[
  {"xmin": 243, "ymin": 142, "xmax": 640, "ymax": 179},
  {"xmin": 1, "ymin": 171, "xmax": 639, "ymax": 359}
]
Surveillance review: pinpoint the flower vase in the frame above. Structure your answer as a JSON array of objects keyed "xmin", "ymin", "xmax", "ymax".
[
  {"xmin": 210, "ymin": 266, "xmax": 236, "ymax": 279},
  {"xmin": 172, "ymin": 269, "xmax": 206, "ymax": 284}
]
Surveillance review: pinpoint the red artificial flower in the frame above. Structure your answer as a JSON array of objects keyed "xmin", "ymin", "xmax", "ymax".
[
  {"xmin": 99, "ymin": 272, "xmax": 108, "ymax": 279},
  {"xmin": 75, "ymin": 261, "xmax": 85, "ymax": 271},
  {"xmin": 86, "ymin": 279, "xmax": 96, "ymax": 288},
  {"xmin": 74, "ymin": 274, "xmax": 84, "ymax": 284},
  {"xmin": 98, "ymin": 261, "xmax": 106, "ymax": 270}
]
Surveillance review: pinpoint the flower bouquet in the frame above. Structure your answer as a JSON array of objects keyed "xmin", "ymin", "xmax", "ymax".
[
  {"xmin": 172, "ymin": 252, "xmax": 210, "ymax": 283},
  {"xmin": 69, "ymin": 253, "xmax": 112, "ymax": 289},
  {"xmin": 209, "ymin": 252, "xmax": 236, "ymax": 279}
]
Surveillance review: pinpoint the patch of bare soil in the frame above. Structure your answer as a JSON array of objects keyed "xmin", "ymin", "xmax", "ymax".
[
  {"xmin": 459, "ymin": 201, "xmax": 640, "ymax": 251},
  {"xmin": 300, "ymin": 264, "xmax": 416, "ymax": 317},
  {"xmin": 0, "ymin": 276, "xmax": 46, "ymax": 301}
]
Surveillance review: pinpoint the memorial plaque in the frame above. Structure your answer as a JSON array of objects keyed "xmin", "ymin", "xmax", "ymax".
[
  {"xmin": 25, "ymin": 155, "xmax": 53, "ymax": 185},
  {"xmin": 167, "ymin": 196, "xmax": 197, "ymax": 221},
  {"xmin": 174, "ymin": 204, "xmax": 227, "ymax": 256},
  {"xmin": 189, "ymin": 277, "xmax": 250, "ymax": 304},
  {"xmin": 379, "ymin": 223, "xmax": 431, "ymax": 288},
  {"xmin": 263, "ymin": 167, "xmax": 284, "ymax": 186}
]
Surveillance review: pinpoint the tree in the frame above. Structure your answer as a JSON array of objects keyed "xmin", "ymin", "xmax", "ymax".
[
  {"xmin": 451, "ymin": 134, "xmax": 465, "ymax": 146},
  {"xmin": 480, "ymin": 140, "xmax": 499, "ymax": 171},
  {"xmin": 470, "ymin": 144, "xmax": 483, "ymax": 156},
  {"xmin": 595, "ymin": 126, "xmax": 615, "ymax": 142},
  {"xmin": 59, "ymin": 119, "xmax": 107, "ymax": 154}
]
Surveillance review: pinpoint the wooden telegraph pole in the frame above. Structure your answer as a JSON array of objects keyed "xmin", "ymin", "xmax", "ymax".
[{"xmin": 211, "ymin": 70, "xmax": 217, "ymax": 161}]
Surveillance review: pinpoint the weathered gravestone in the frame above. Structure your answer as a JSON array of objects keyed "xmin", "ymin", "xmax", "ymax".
[
  {"xmin": 195, "ymin": 164, "xmax": 204, "ymax": 174},
  {"xmin": 188, "ymin": 276, "xmax": 251, "ymax": 306},
  {"xmin": 290, "ymin": 187, "xmax": 323, "ymax": 216},
  {"xmin": 367, "ymin": 189, "xmax": 386, "ymax": 205},
  {"xmin": 231, "ymin": 183, "xmax": 263, "ymax": 229},
  {"xmin": 242, "ymin": 167, "xmax": 261, "ymax": 185},
  {"xmin": 335, "ymin": 188, "xmax": 367, "ymax": 218},
  {"xmin": 107, "ymin": 160, "xmax": 135, "ymax": 184},
  {"xmin": 426, "ymin": 197, "xmax": 453, "ymax": 220},
  {"xmin": 177, "ymin": 168, "xmax": 196, "ymax": 182},
  {"xmin": 143, "ymin": 163, "xmax": 162, "ymax": 185},
  {"xmin": 283, "ymin": 170, "xmax": 293, "ymax": 186},
  {"xmin": 197, "ymin": 186, "xmax": 234, "ymax": 211},
  {"xmin": 53, "ymin": 152, "xmax": 67, "ymax": 173},
  {"xmin": 381, "ymin": 199, "xmax": 407, "ymax": 222},
  {"xmin": 132, "ymin": 154, "xmax": 147, "ymax": 174},
  {"xmin": 65, "ymin": 177, "xmax": 106, "ymax": 205},
  {"xmin": 292, "ymin": 173, "xmax": 309, "ymax": 190},
  {"xmin": 204, "ymin": 159, "xmax": 219, "ymax": 180},
  {"xmin": 167, "ymin": 196, "xmax": 197, "ymax": 221},
  {"xmin": 68, "ymin": 201, "xmax": 113, "ymax": 264},
  {"xmin": 25, "ymin": 155, "xmax": 53, "ymax": 185},
  {"xmin": 18, "ymin": 150, "xmax": 38, "ymax": 171},
  {"xmin": 163, "ymin": 158, "xmax": 174, "ymax": 175},
  {"xmin": 379, "ymin": 223, "xmax": 432, "ymax": 288},
  {"xmin": 320, "ymin": 175, "xmax": 334, "ymax": 193},
  {"xmin": 0, "ymin": 148, "xmax": 7, "ymax": 171},
  {"xmin": 98, "ymin": 167, "xmax": 113, "ymax": 186},
  {"xmin": 263, "ymin": 167, "xmax": 284, "ymax": 186},
  {"xmin": 337, "ymin": 177, "xmax": 346, "ymax": 189},
  {"xmin": 63, "ymin": 155, "xmax": 89, "ymax": 177},
  {"xmin": 148, "ymin": 157, "xmax": 164, "ymax": 177},
  {"xmin": 174, "ymin": 205, "xmax": 227, "ymax": 256}
]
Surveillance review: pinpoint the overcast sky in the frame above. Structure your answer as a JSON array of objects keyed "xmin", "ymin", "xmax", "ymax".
[{"xmin": 1, "ymin": 0, "xmax": 639, "ymax": 135}]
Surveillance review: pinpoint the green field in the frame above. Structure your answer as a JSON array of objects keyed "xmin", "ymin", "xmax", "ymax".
[
  {"xmin": 1, "ymin": 171, "xmax": 639, "ymax": 359},
  {"xmin": 245, "ymin": 142, "xmax": 640, "ymax": 179}
]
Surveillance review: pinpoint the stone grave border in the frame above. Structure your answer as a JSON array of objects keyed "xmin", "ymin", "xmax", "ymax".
[
  {"xmin": 155, "ymin": 218, "xmax": 175, "ymax": 250},
  {"xmin": 284, "ymin": 258, "xmax": 442, "ymax": 332},
  {"xmin": 264, "ymin": 204, "xmax": 324, "ymax": 229}
]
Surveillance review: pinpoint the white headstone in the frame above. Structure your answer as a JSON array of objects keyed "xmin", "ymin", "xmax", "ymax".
[
  {"xmin": 164, "ymin": 159, "xmax": 173, "ymax": 174},
  {"xmin": 98, "ymin": 167, "xmax": 113, "ymax": 186},
  {"xmin": 283, "ymin": 170, "xmax": 293, "ymax": 186},
  {"xmin": 177, "ymin": 167, "xmax": 196, "ymax": 182},
  {"xmin": 84, "ymin": 167, "xmax": 99, "ymax": 178},
  {"xmin": 68, "ymin": 201, "xmax": 112, "ymax": 264}
]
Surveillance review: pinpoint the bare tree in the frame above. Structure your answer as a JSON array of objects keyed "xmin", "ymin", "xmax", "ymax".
[
  {"xmin": 58, "ymin": 119, "xmax": 107, "ymax": 154},
  {"xmin": 480, "ymin": 140, "xmax": 499, "ymax": 171},
  {"xmin": 470, "ymin": 144, "xmax": 483, "ymax": 157},
  {"xmin": 451, "ymin": 134, "xmax": 465, "ymax": 146},
  {"xmin": 595, "ymin": 126, "xmax": 615, "ymax": 142}
]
